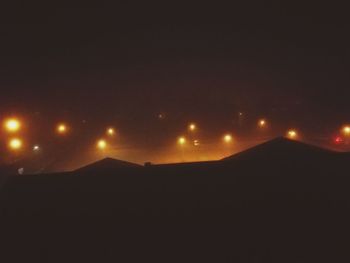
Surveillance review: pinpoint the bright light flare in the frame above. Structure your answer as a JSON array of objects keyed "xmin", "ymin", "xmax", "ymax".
[
  {"xmin": 258, "ymin": 119, "xmax": 267, "ymax": 128},
  {"xmin": 286, "ymin": 129, "xmax": 298, "ymax": 139},
  {"xmin": 178, "ymin": 136, "xmax": 186, "ymax": 145},
  {"xmin": 223, "ymin": 134, "xmax": 233, "ymax": 143},
  {"xmin": 107, "ymin": 127, "xmax": 115, "ymax": 136},
  {"xmin": 4, "ymin": 118, "xmax": 21, "ymax": 133},
  {"xmin": 57, "ymin": 123, "xmax": 68, "ymax": 134},
  {"xmin": 8, "ymin": 138, "xmax": 23, "ymax": 150},
  {"xmin": 33, "ymin": 145, "xmax": 40, "ymax": 151},
  {"xmin": 97, "ymin": 139, "xmax": 107, "ymax": 150},
  {"xmin": 342, "ymin": 125, "xmax": 350, "ymax": 136},
  {"xmin": 188, "ymin": 123, "xmax": 197, "ymax": 132}
]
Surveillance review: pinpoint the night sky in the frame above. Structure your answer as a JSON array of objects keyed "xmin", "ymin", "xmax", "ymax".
[{"xmin": 0, "ymin": 2, "xmax": 349, "ymax": 167}]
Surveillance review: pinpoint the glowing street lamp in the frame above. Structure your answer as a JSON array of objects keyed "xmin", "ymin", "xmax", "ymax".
[
  {"xmin": 223, "ymin": 134, "xmax": 233, "ymax": 143},
  {"xmin": 188, "ymin": 123, "xmax": 197, "ymax": 132},
  {"xmin": 177, "ymin": 136, "xmax": 187, "ymax": 162},
  {"xmin": 222, "ymin": 134, "xmax": 234, "ymax": 157},
  {"xmin": 258, "ymin": 119, "xmax": 267, "ymax": 128},
  {"xmin": 56, "ymin": 123, "xmax": 68, "ymax": 134},
  {"xmin": 286, "ymin": 129, "xmax": 298, "ymax": 139},
  {"xmin": 178, "ymin": 136, "xmax": 186, "ymax": 146},
  {"xmin": 342, "ymin": 125, "xmax": 350, "ymax": 136},
  {"xmin": 8, "ymin": 138, "xmax": 23, "ymax": 151},
  {"xmin": 33, "ymin": 145, "xmax": 40, "ymax": 152},
  {"xmin": 97, "ymin": 139, "xmax": 107, "ymax": 150},
  {"xmin": 107, "ymin": 127, "xmax": 115, "ymax": 136},
  {"xmin": 4, "ymin": 118, "xmax": 21, "ymax": 133}
]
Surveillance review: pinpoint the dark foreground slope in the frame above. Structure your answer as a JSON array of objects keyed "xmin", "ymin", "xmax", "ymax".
[{"xmin": 1, "ymin": 138, "xmax": 350, "ymax": 263}]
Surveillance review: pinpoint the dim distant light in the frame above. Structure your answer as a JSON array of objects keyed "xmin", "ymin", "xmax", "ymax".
[
  {"xmin": 8, "ymin": 138, "xmax": 23, "ymax": 150},
  {"xmin": 178, "ymin": 136, "xmax": 186, "ymax": 145},
  {"xmin": 158, "ymin": 113, "xmax": 165, "ymax": 120},
  {"xmin": 334, "ymin": 136, "xmax": 343, "ymax": 144},
  {"xmin": 4, "ymin": 118, "xmax": 21, "ymax": 132},
  {"xmin": 223, "ymin": 134, "xmax": 233, "ymax": 143},
  {"xmin": 287, "ymin": 129, "xmax": 298, "ymax": 139},
  {"xmin": 193, "ymin": 139, "xmax": 200, "ymax": 146},
  {"xmin": 97, "ymin": 139, "xmax": 107, "ymax": 150}
]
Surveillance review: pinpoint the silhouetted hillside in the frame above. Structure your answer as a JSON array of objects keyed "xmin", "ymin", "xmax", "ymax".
[
  {"xmin": 223, "ymin": 137, "xmax": 336, "ymax": 161},
  {"xmin": 1, "ymin": 138, "xmax": 350, "ymax": 262},
  {"xmin": 76, "ymin": 157, "xmax": 142, "ymax": 174},
  {"xmin": 220, "ymin": 137, "xmax": 348, "ymax": 175}
]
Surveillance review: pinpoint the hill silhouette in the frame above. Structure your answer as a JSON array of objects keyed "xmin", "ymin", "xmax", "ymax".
[
  {"xmin": 1, "ymin": 138, "xmax": 350, "ymax": 262},
  {"xmin": 76, "ymin": 157, "xmax": 142, "ymax": 174},
  {"xmin": 223, "ymin": 137, "xmax": 336, "ymax": 161},
  {"xmin": 220, "ymin": 137, "xmax": 348, "ymax": 175}
]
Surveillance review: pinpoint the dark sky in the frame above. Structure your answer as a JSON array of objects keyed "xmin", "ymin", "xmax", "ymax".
[{"xmin": 0, "ymin": 2, "xmax": 349, "ymax": 153}]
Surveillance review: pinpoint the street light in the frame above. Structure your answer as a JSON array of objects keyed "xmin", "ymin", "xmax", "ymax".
[
  {"xmin": 4, "ymin": 118, "xmax": 21, "ymax": 133},
  {"xmin": 188, "ymin": 123, "xmax": 197, "ymax": 132},
  {"xmin": 342, "ymin": 125, "xmax": 350, "ymax": 136},
  {"xmin": 97, "ymin": 139, "xmax": 107, "ymax": 150},
  {"xmin": 8, "ymin": 138, "xmax": 23, "ymax": 151},
  {"xmin": 223, "ymin": 134, "xmax": 233, "ymax": 143},
  {"xmin": 178, "ymin": 136, "xmax": 186, "ymax": 145},
  {"xmin": 107, "ymin": 127, "xmax": 115, "ymax": 136},
  {"xmin": 33, "ymin": 145, "xmax": 40, "ymax": 152},
  {"xmin": 56, "ymin": 123, "xmax": 68, "ymax": 134},
  {"xmin": 258, "ymin": 119, "xmax": 267, "ymax": 128},
  {"xmin": 286, "ymin": 129, "xmax": 298, "ymax": 139}
]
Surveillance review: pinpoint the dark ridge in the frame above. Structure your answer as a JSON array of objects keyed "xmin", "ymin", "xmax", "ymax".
[
  {"xmin": 222, "ymin": 137, "xmax": 337, "ymax": 162},
  {"xmin": 75, "ymin": 157, "xmax": 142, "ymax": 173},
  {"xmin": 1, "ymin": 138, "xmax": 350, "ymax": 262},
  {"xmin": 150, "ymin": 160, "xmax": 221, "ymax": 169}
]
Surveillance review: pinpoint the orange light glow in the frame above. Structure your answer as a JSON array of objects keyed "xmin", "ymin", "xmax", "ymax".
[
  {"xmin": 223, "ymin": 134, "xmax": 233, "ymax": 143},
  {"xmin": 258, "ymin": 119, "xmax": 267, "ymax": 128},
  {"xmin": 107, "ymin": 127, "xmax": 115, "ymax": 136},
  {"xmin": 178, "ymin": 136, "xmax": 186, "ymax": 145},
  {"xmin": 57, "ymin": 123, "xmax": 68, "ymax": 134},
  {"xmin": 97, "ymin": 139, "xmax": 107, "ymax": 150},
  {"xmin": 193, "ymin": 139, "xmax": 200, "ymax": 146},
  {"xmin": 188, "ymin": 123, "xmax": 197, "ymax": 132},
  {"xmin": 286, "ymin": 129, "xmax": 298, "ymax": 139},
  {"xmin": 4, "ymin": 118, "xmax": 21, "ymax": 133},
  {"xmin": 342, "ymin": 125, "xmax": 350, "ymax": 136},
  {"xmin": 8, "ymin": 138, "xmax": 23, "ymax": 150}
]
